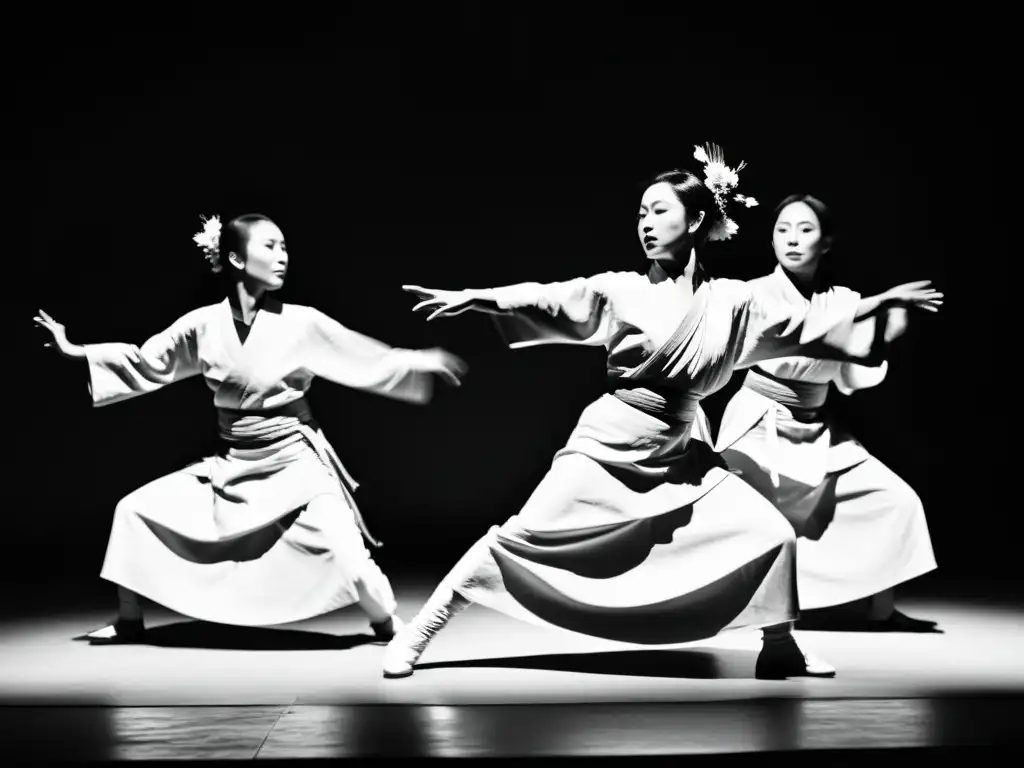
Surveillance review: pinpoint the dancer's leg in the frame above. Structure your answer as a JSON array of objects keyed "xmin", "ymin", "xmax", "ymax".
[
  {"xmin": 88, "ymin": 490, "xmax": 153, "ymax": 643},
  {"xmin": 867, "ymin": 588, "xmax": 895, "ymax": 621},
  {"xmin": 90, "ymin": 485, "xmax": 402, "ymax": 642},
  {"xmin": 756, "ymin": 620, "xmax": 836, "ymax": 679},
  {"xmin": 382, "ymin": 535, "xmax": 491, "ymax": 678},
  {"xmin": 88, "ymin": 469, "xmax": 210, "ymax": 644},
  {"xmin": 86, "ymin": 586, "xmax": 146, "ymax": 644},
  {"xmin": 710, "ymin": 462, "xmax": 837, "ymax": 678},
  {"xmin": 117, "ymin": 585, "xmax": 144, "ymax": 621},
  {"xmin": 299, "ymin": 495, "xmax": 401, "ymax": 640}
]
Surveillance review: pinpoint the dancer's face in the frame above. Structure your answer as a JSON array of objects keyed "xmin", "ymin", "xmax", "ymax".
[
  {"xmin": 637, "ymin": 182, "xmax": 701, "ymax": 262},
  {"xmin": 229, "ymin": 220, "xmax": 289, "ymax": 291},
  {"xmin": 773, "ymin": 202, "xmax": 829, "ymax": 276}
]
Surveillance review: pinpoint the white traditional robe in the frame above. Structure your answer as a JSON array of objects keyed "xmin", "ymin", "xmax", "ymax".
[
  {"xmin": 695, "ymin": 266, "xmax": 937, "ymax": 610},
  {"xmin": 440, "ymin": 269, "xmax": 882, "ymax": 646},
  {"xmin": 85, "ymin": 296, "xmax": 435, "ymax": 626}
]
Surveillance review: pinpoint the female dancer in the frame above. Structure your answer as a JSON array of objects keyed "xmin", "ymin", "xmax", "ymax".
[
  {"xmin": 383, "ymin": 145, "xmax": 942, "ymax": 680},
  {"xmin": 33, "ymin": 213, "xmax": 467, "ymax": 644},
  {"xmin": 699, "ymin": 194, "xmax": 939, "ymax": 630}
]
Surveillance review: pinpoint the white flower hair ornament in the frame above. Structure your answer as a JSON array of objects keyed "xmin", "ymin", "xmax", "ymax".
[
  {"xmin": 193, "ymin": 214, "xmax": 223, "ymax": 273},
  {"xmin": 693, "ymin": 144, "xmax": 758, "ymax": 241}
]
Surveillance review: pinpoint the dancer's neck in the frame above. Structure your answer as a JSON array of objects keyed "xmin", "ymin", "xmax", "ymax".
[
  {"xmin": 781, "ymin": 263, "xmax": 820, "ymax": 300},
  {"xmin": 228, "ymin": 281, "xmax": 266, "ymax": 325},
  {"xmin": 649, "ymin": 249, "xmax": 698, "ymax": 296}
]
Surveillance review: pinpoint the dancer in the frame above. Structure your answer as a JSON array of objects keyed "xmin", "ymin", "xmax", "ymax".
[
  {"xmin": 383, "ymin": 145, "xmax": 942, "ymax": 680},
  {"xmin": 33, "ymin": 213, "xmax": 468, "ymax": 644},
  {"xmin": 695, "ymin": 194, "xmax": 939, "ymax": 631}
]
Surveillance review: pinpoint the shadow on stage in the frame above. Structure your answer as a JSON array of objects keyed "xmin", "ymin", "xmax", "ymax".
[{"xmin": 74, "ymin": 621, "xmax": 379, "ymax": 652}]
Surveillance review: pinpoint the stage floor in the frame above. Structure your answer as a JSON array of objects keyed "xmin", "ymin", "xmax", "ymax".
[{"xmin": 1, "ymin": 579, "xmax": 1021, "ymax": 758}]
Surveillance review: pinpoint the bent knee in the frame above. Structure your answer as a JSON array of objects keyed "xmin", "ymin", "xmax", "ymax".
[
  {"xmin": 338, "ymin": 554, "xmax": 387, "ymax": 590},
  {"xmin": 303, "ymin": 496, "xmax": 375, "ymax": 556}
]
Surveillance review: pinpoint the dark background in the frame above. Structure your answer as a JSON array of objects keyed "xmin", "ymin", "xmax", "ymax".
[{"xmin": 11, "ymin": 6, "xmax": 1004, "ymax": 601}]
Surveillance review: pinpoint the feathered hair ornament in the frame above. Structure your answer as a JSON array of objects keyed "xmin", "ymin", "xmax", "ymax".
[
  {"xmin": 693, "ymin": 144, "xmax": 758, "ymax": 241},
  {"xmin": 192, "ymin": 214, "xmax": 223, "ymax": 273}
]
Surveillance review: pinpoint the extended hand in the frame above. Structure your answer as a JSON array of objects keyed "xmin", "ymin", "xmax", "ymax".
[
  {"xmin": 403, "ymin": 285, "xmax": 497, "ymax": 320},
  {"xmin": 884, "ymin": 280, "xmax": 943, "ymax": 312},
  {"xmin": 418, "ymin": 348, "xmax": 469, "ymax": 387},
  {"xmin": 33, "ymin": 309, "xmax": 82, "ymax": 359}
]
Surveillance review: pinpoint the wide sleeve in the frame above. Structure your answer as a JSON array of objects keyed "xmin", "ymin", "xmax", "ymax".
[
  {"xmin": 833, "ymin": 360, "xmax": 889, "ymax": 395},
  {"xmin": 84, "ymin": 310, "xmax": 203, "ymax": 408},
  {"xmin": 728, "ymin": 281, "xmax": 884, "ymax": 370},
  {"xmin": 481, "ymin": 273, "xmax": 618, "ymax": 349},
  {"xmin": 304, "ymin": 309, "xmax": 435, "ymax": 405}
]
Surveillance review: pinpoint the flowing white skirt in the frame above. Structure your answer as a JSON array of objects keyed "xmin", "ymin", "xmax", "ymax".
[
  {"xmin": 713, "ymin": 386, "xmax": 937, "ymax": 610},
  {"xmin": 448, "ymin": 395, "xmax": 800, "ymax": 647},
  {"xmin": 99, "ymin": 428, "xmax": 396, "ymax": 626}
]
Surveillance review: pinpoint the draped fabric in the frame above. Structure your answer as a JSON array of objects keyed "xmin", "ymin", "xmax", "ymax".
[
  {"xmin": 439, "ymin": 271, "xmax": 879, "ymax": 645},
  {"xmin": 695, "ymin": 267, "xmax": 937, "ymax": 609},
  {"xmin": 84, "ymin": 297, "xmax": 433, "ymax": 625}
]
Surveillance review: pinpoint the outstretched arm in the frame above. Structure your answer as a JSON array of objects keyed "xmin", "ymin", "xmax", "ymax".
[
  {"xmin": 855, "ymin": 281, "xmax": 943, "ymax": 320},
  {"xmin": 832, "ymin": 304, "xmax": 915, "ymax": 395},
  {"xmin": 831, "ymin": 282, "xmax": 938, "ymax": 393},
  {"xmin": 403, "ymin": 274, "xmax": 617, "ymax": 348},
  {"xmin": 305, "ymin": 309, "xmax": 467, "ymax": 405},
  {"xmin": 35, "ymin": 308, "xmax": 203, "ymax": 407},
  {"xmin": 731, "ymin": 279, "xmax": 941, "ymax": 370}
]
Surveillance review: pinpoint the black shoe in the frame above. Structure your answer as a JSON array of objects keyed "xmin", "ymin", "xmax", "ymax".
[
  {"xmin": 796, "ymin": 608, "xmax": 940, "ymax": 633},
  {"xmin": 82, "ymin": 618, "xmax": 146, "ymax": 645},
  {"xmin": 755, "ymin": 634, "xmax": 837, "ymax": 680},
  {"xmin": 867, "ymin": 610, "xmax": 942, "ymax": 633}
]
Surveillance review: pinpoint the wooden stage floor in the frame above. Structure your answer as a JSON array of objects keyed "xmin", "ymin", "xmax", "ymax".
[{"xmin": 1, "ymin": 579, "xmax": 1021, "ymax": 759}]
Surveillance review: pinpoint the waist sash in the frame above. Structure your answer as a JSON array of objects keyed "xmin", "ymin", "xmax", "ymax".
[
  {"xmin": 609, "ymin": 380, "xmax": 701, "ymax": 425},
  {"xmin": 216, "ymin": 398, "xmax": 382, "ymax": 549},
  {"xmin": 741, "ymin": 368, "xmax": 830, "ymax": 488},
  {"xmin": 743, "ymin": 367, "xmax": 829, "ymax": 411}
]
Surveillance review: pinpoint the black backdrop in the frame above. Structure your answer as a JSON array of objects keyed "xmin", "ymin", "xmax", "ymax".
[{"xmin": 12, "ymin": 7, "xmax": 1004, "ymax": 597}]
